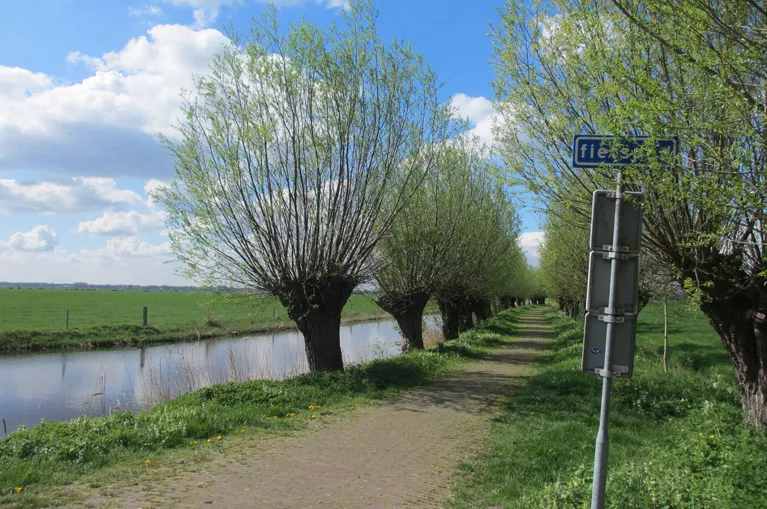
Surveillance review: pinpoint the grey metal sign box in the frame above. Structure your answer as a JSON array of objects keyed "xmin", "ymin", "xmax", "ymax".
[
  {"xmin": 582, "ymin": 312, "xmax": 636, "ymax": 378},
  {"xmin": 585, "ymin": 252, "xmax": 640, "ymax": 315},
  {"xmin": 582, "ymin": 189, "xmax": 643, "ymax": 379},
  {"xmin": 590, "ymin": 191, "xmax": 643, "ymax": 253}
]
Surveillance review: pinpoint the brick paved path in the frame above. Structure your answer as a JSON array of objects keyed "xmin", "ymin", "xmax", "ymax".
[{"xmin": 76, "ymin": 310, "xmax": 551, "ymax": 509}]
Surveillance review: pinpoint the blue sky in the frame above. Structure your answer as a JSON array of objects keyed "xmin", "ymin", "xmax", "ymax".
[{"xmin": 0, "ymin": 0, "xmax": 542, "ymax": 285}]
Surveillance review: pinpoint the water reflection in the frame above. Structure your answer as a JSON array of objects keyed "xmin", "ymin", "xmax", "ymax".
[{"xmin": 0, "ymin": 317, "xmax": 439, "ymax": 435}]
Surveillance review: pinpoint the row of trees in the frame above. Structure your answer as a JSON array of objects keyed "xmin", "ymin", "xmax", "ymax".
[
  {"xmin": 375, "ymin": 136, "xmax": 533, "ymax": 351},
  {"xmin": 157, "ymin": 2, "xmax": 536, "ymax": 372},
  {"xmin": 493, "ymin": 0, "xmax": 767, "ymax": 428}
]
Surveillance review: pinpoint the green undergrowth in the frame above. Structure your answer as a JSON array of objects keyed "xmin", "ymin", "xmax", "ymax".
[
  {"xmin": 0, "ymin": 307, "xmax": 527, "ymax": 506},
  {"xmin": 450, "ymin": 303, "xmax": 767, "ymax": 509}
]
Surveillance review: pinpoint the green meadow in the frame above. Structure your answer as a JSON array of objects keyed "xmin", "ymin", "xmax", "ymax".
[
  {"xmin": 450, "ymin": 302, "xmax": 767, "ymax": 508},
  {"xmin": 0, "ymin": 288, "xmax": 389, "ymax": 350}
]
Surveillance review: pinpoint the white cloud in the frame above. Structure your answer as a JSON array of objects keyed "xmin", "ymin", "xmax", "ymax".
[
  {"xmin": 144, "ymin": 178, "xmax": 171, "ymax": 209},
  {"xmin": 0, "ymin": 66, "xmax": 53, "ymax": 99},
  {"xmin": 0, "ymin": 24, "xmax": 229, "ymax": 178},
  {"xmin": 1, "ymin": 226, "xmax": 59, "ymax": 252},
  {"xmin": 450, "ymin": 93, "xmax": 500, "ymax": 148},
  {"xmin": 324, "ymin": 0, "xmax": 350, "ymax": 8},
  {"xmin": 78, "ymin": 210, "xmax": 166, "ymax": 236},
  {"xmin": 100, "ymin": 236, "xmax": 171, "ymax": 257},
  {"xmin": 129, "ymin": 5, "xmax": 164, "ymax": 16},
  {"xmin": 164, "ymin": 0, "xmax": 235, "ymax": 28},
  {"xmin": 0, "ymin": 237, "xmax": 184, "ymax": 285},
  {"xmin": 518, "ymin": 231, "xmax": 544, "ymax": 266},
  {"xmin": 0, "ymin": 177, "xmax": 144, "ymax": 214}
]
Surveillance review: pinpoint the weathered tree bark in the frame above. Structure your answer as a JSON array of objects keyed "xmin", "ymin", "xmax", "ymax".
[
  {"xmin": 377, "ymin": 292, "xmax": 430, "ymax": 352},
  {"xmin": 637, "ymin": 288, "xmax": 652, "ymax": 314},
  {"xmin": 280, "ymin": 278, "xmax": 355, "ymax": 372},
  {"xmin": 438, "ymin": 297, "xmax": 461, "ymax": 340},
  {"xmin": 472, "ymin": 297, "xmax": 492, "ymax": 323},
  {"xmin": 663, "ymin": 295, "xmax": 670, "ymax": 373},
  {"xmin": 701, "ymin": 297, "xmax": 767, "ymax": 430},
  {"xmin": 458, "ymin": 299, "xmax": 474, "ymax": 333}
]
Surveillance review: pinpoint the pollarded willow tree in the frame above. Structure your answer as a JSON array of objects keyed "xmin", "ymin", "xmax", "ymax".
[
  {"xmin": 432, "ymin": 168, "xmax": 524, "ymax": 340},
  {"xmin": 537, "ymin": 207, "xmax": 589, "ymax": 319},
  {"xmin": 374, "ymin": 135, "xmax": 480, "ymax": 352},
  {"xmin": 157, "ymin": 2, "xmax": 450, "ymax": 372},
  {"xmin": 493, "ymin": 0, "xmax": 767, "ymax": 427}
]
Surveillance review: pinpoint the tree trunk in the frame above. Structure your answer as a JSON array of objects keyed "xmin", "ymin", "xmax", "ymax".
[
  {"xmin": 438, "ymin": 297, "xmax": 461, "ymax": 340},
  {"xmin": 280, "ymin": 278, "xmax": 355, "ymax": 372},
  {"xmin": 701, "ymin": 300, "xmax": 767, "ymax": 429},
  {"xmin": 663, "ymin": 295, "xmax": 669, "ymax": 373},
  {"xmin": 472, "ymin": 298, "xmax": 491, "ymax": 323},
  {"xmin": 458, "ymin": 299, "xmax": 474, "ymax": 332},
  {"xmin": 377, "ymin": 292, "xmax": 430, "ymax": 352},
  {"xmin": 637, "ymin": 288, "xmax": 652, "ymax": 314}
]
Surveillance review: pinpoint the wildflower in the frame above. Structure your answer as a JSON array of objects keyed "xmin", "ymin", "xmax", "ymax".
[
  {"xmin": 709, "ymin": 434, "xmax": 716, "ymax": 439},
  {"xmin": 207, "ymin": 439, "xmax": 212, "ymax": 443},
  {"xmin": 217, "ymin": 435, "xmax": 223, "ymax": 441},
  {"xmin": 287, "ymin": 412, "xmax": 295, "ymax": 418},
  {"xmin": 241, "ymin": 429, "xmax": 245, "ymax": 433},
  {"xmin": 192, "ymin": 441, "xmax": 198, "ymax": 445},
  {"xmin": 311, "ymin": 415, "xmax": 316, "ymax": 419},
  {"xmin": 13, "ymin": 487, "xmax": 22, "ymax": 493},
  {"xmin": 145, "ymin": 460, "xmax": 151, "ymax": 465},
  {"xmin": 243, "ymin": 421, "xmax": 247, "ymax": 425}
]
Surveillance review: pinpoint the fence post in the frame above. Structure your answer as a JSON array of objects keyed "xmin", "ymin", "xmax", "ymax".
[
  {"xmin": 143, "ymin": 306, "xmax": 148, "ymax": 327},
  {"xmin": 65, "ymin": 310, "xmax": 69, "ymax": 329}
]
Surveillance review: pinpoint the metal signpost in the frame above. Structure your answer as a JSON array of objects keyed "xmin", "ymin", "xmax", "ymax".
[{"xmin": 572, "ymin": 135, "xmax": 677, "ymax": 509}]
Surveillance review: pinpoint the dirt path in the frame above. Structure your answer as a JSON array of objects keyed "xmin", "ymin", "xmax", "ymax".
[{"xmin": 76, "ymin": 309, "xmax": 551, "ymax": 509}]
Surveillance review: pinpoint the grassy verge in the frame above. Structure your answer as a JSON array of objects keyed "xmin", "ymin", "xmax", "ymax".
[
  {"xmin": 0, "ymin": 307, "xmax": 527, "ymax": 507},
  {"xmin": 450, "ymin": 303, "xmax": 767, "ymax": 509},
  {"xmin": 0, "ymin": 290, "xmax": 439, "ymax": 350}
]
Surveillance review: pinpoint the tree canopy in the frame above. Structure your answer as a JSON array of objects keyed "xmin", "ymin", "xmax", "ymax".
[
  {"xmin": 157, "ymin": 1, "xmax": 450, "ymax": 371},
  {"xmin": 493, "ymin": 0, "xmax": 767, "ymax": 428}
]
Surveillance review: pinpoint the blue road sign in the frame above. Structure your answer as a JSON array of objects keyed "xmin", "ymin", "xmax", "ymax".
[{"xmin": 572, "ymin": 135, "xmax": 678, "ymax": 168}]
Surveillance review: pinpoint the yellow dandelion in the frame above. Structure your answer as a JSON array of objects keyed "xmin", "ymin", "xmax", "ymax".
[
  {"xmin": 241, "ymin": 429, "xmax": 245, "ymax": 433},
  {"xmin": 243, "ymin": 421, "xmax": 247, "ymax": 425},
  {"xmin": 145, "ymin": 460, "xmax": 151, "ymax": 465},
  {"xmin": 192, "ymin": 441, "xmax": 198, "ymax": 445},
  {"xmin": 709, "ymin": 435, "xmax": 716, "ymax": 439},
  {"xmin": 13, "ymin": 487, "xmax": 22, "ymax": 493},
  {"xmin": 207, "ymin": 438, "xmax": 212, "ymax": 443},
  {"xmin": 217, "ymin": 435, "xmax": 223, "ymax": 441},
  {"xmin": 311, "ymin": 415, "xmax": 316, "ymax": 419},
  {"xmin": 287, "ymin": 412, "xmax": 295, "ymax": 417}
]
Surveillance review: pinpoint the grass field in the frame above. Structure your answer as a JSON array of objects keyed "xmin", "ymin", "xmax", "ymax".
[
  {"xmin": 450, "ymin": 302, "xmax": 767, "ymax": 508},
  {"xmin": 0, "ymin": 307, "xmax": 526, "ymax": 508},
  {"xmin": 0, "ymin": 288, "xmax": 394, "ymax": 350}
]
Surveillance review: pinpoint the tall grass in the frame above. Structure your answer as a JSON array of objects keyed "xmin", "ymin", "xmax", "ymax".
[{"xmin": 450, "ymin": 303, "xmax": 767, "ymax": 509}]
